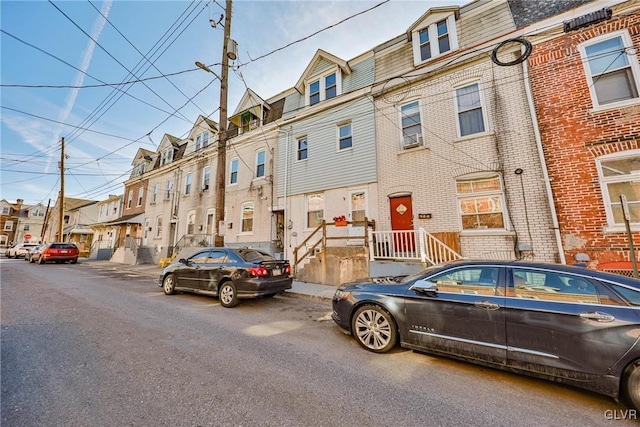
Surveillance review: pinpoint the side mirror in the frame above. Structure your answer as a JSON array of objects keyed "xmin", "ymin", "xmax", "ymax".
[
  {"xmin": 410, "ymin": 279, "xmax": 438, "ymax": 293},
  {"xmin": 179, "ymin": 258, "xmax": 188, "ymax": 265}
]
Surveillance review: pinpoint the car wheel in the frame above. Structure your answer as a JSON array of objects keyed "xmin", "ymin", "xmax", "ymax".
[
  {"xmin": 219, "ymin": 282, "xmax": 239, "ymax": 308},
  {"xmin": 162, "ymin": 274, "xmax": 176, "ymax": 295},
  {"xmin": 622, "ymin": 360, "xmax": 640, "ymax": 410},
  {"xmin": 351, "ymin": 305, "xmax": 398, "ymax": 353},
  {"xmin": 71, "ymin": 258, "xmax": 77, "ymax": 264}
]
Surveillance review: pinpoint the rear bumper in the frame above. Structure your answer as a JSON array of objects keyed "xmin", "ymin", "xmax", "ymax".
[{"xmin": 236, "ymin": 277, "xmax": 293, "ymax": 298}]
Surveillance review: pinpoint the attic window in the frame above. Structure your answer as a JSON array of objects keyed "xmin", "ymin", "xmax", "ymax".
[
  {"xmin": 241, "ymin": 111, "xmax": 259, "ymax": 133},
  {"xmin": 413, "ymin": 14, "xmax": 458, "ymax": 65},
  {"xmin": 307, "ymin": 71, "xmax": 340, "ymax": 106}
]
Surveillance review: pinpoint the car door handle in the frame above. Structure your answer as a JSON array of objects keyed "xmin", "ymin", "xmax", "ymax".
[
  {"xmin": 474, "ymin": 301, "xmax": 500, "ymax": 310},
  {"xmin": 579, "ymin": 312, "xmax": 615, "ymax": 322}
]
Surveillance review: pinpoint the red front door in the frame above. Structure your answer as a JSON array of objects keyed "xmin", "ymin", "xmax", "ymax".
[{"xmin": 389, "ymin": 195, "xmax": 415, "ymax": 255}]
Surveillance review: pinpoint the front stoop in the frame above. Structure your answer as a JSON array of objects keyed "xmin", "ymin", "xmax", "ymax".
[{"xmin": 295, "ymin": 246, "xmax": 369, "ymax": 286}]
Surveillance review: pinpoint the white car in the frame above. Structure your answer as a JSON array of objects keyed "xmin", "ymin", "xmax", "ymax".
[{"xmin": 6, "ymin": 243, "xmax": 39, "ymax": 258}]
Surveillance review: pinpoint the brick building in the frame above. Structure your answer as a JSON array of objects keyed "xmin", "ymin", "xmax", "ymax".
[{"xmin": 526, "ymin": 1, "xmax": 640, "ymax": 272}]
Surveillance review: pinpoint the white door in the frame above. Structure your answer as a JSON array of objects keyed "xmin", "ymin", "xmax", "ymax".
[
  {"xmin": 348, "ymin": 190, "xmax": 367, "ymax": 244},
  {"xmin": 142, "ymin": 218, "xmax": 149, "ymax": 246}
]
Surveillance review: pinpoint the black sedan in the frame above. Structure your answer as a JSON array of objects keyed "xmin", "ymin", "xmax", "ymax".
[
  {"xmin": 159, "ymin": 247, "xmax": 292, "ymax": 308},
  {"xmin": 332, "ymin": 260, "xmax": 640, "ymax": 409}
]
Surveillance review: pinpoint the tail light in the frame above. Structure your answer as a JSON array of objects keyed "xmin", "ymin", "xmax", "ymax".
[
  {"xmin": 248, "ymin": 267, "xmax": 269, "ymax": 277},
  {"xmin": 284, "ymin": 265, "xmax": 291, "ymax": 274}
]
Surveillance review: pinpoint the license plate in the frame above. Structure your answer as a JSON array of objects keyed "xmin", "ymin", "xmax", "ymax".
[
  {"xmin": 61, "ymin": 250, "xmax": 68, "ymax": 254},
  {"xmin": 272, "ymin": 268, "xmax": 282, "ymax": 276}
]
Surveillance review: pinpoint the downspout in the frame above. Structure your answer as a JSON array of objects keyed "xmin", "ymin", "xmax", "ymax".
[{"xmin": 522, "ymin": 58, "xmax": 566, "ymax": 264}]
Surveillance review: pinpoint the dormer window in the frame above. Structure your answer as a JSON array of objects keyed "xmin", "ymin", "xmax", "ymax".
[
  {"xmin": 308, "ymin": 71, "xmax": 339, "ymax": 106},
  {"xmin": 161, "ymin": 148, "xmax": 174, "ymax": 166},
  {"xmin": 203, "ymin": 132, "xmax": 209, "ymax": 148},
  {"xmin": 412, "ymin": 13, "xmax": 458, "ymax": 65},
  {"xmin": 195, "ymin": 134, "xmax": 202, "ymax": 151},
  {"xmin": 133, "ymin": 163, "xmax": 145, "ymax": 177},
  {"xmin": 240, "ymin": 111, "xmax": 259, "ymax": 133}
]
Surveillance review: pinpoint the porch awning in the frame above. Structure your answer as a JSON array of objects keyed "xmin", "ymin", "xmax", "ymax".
[
  {"xmin": 102, "ymin": 213, "xmax": 144, "ymax": 226},
  {"xmin": 63, "ymin": 225, "xmax": 94, "ymax": 235}
]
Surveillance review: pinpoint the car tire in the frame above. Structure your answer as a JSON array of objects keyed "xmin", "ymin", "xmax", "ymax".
[
  {"xmin": 622, "ymin": 360, "xmax": 640, "ymax": 410},
  {"xmin": 162, "ymin": 274, "xmax": 176, "ymax": 295},
  {"xmin": 71, "ymin": 258, "xmax": 77, "ymax": 264},
  {"xmin": 351, "ymin": 304, "xmax": 398, "ymax": 353},
  {"xmin": 219, "ymin": 281, "xmax": 239, "ymax": 308}
]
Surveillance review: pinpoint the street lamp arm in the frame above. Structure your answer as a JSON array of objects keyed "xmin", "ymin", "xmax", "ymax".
[{"xmin": 195, "ymin": 61, "xmax": 221, "ymax": 80}]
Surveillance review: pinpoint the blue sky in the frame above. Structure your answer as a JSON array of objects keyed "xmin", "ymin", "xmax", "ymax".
[{"xmin": 1, "ymin": 0, "xmax": 460, "ymax": 206}]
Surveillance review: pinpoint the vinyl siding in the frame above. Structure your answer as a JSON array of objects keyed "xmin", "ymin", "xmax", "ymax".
[
  {"xmin": 343, "ymin": 55, "xmax": 375, "ymax": 93},
  {"xmin": 277, "ymin": 96, "xmax": 376, "ymax": 197}
]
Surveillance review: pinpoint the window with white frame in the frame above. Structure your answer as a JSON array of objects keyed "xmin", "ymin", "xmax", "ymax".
[
  {"xmin": 113, "ymin": 201, "xmax": 118, "ymax": 214},
  {"xmin": 203, "ymin": 132, "xmax": 210, "ymax": 148},
  {"xmin": 308, "ymin": 71, "xmax": 339, "ymax": 106},
  {"xmin": 400, "ymin": 101, "xmax": 423, "ymax": 148},
  {"xmin": 152, "ymin": 184, "xmax": 158, "ymax": 203},
  {"xmin": 99, "ymin": 205, "xmax": 105, "ymax": 217},
  {"xmin": 229, "ymin": 159, "xmax": 238, "ymax": 184},
  {"xmin": 4, "ymin": 220, "xmax": 13, "ymax": 231},
  {"xmin": 298, "ymin": 136, "xmax": 308, "ymax": 160},
  {"xmin": 338, "ymin": 123, "xmax": 352, "ymax": 150},
  {"xmin": 195, "ymin": 134, "xmax": 202, "ymax": 151},
  {"xmin": 598, "ymin": 151, "xmax": 640, "ymax": 226},
  {"xmin": 156, "ymin": 216, "xmax": 162, "ymax": 238},
  {"xmin": 1, "ymin": 207, "xmax": 9, "ymax": 215},
  {"xmin": 185, "ymin": 173, "xmax": 192, "ymax": 195},
  {"xmin": 307, "ymin": 194, "xmax": 324, "ymax": 228},
  {"xmin": 206, "ymin": 211, "xmax": 214, "ymax": 234},
  {"xmin": 455, "ymin": 82, "xmax": 486, "ymax": 137},
  {"xmin": 241, "ymin": 203, "xmax": 254, "ymax": 233},
  {"xmin": 187, "ymin": 212, "xmax": 196, "ymax": 234},
  {"xmin": 165, "ymin": 179, "xmax": 173, "ymax": 200},
  {"xmin": 456, "ymin": 174, "xmax": 506, "ymax": 230},
  {"xmin": 133, "ymin": 162, "xmax": 145, "ymax": 177},
  {"xmin": 127, "ymin": 190, "xmax": 133, "ymax": 209},
  {"xmin": 161, "ymin": 148, "xmax": 174, "ymax": 166},
  {"xmin": 256, "ymin": 150, "xmax": 266, "ymax": 178},
  {"xmin": 23, "ymin": 224, "xmax": 30, "ymax": 231},
  {"xmin": 137, "ymin": 188, "xmax": 144, "ymax": 206},
  {"xmin": 203, "ymin": 166, "xmax": 211, "ymax": 190},
  {"xmin": 580, "ymin": 31, "xmax": 640, "ymax": 107},
  {"xmin": 413, "ymin": 14, "xmax": 458, "ymax": 64}
]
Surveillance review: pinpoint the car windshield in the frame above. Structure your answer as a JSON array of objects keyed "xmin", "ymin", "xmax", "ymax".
[
  {"xmin": 399, "ymin": 263, "xmax": 458, "ymax": 284},
  {"xmin": 236, "ymin": 249, "xmax": 275, "ymax": 263}
]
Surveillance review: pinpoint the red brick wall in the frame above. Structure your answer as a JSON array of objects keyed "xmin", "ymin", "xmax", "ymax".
[{"xmin": 527, "ymin": 11, "xmax": 640, "ymax": 269}]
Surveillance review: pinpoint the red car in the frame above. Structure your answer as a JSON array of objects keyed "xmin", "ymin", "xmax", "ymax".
[{"xmin": 37, "ymin": 242, "xmax": 80, "ymax": 264}]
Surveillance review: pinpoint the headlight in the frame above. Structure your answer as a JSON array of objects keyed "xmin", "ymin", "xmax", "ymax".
[{"xmin": 334, "ymin": 289, "xmax": 352, "ymax": 300}]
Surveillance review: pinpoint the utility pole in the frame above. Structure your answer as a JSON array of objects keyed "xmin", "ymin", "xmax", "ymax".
[
  {"xmin": 214, "ymin": 0, "xmax": 232, "ymax": 247},
  {"xmin": 59, "ymin": 137, "xmax": 65, "ymax": 242}
]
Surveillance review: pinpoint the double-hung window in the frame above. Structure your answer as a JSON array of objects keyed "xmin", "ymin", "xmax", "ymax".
[
  {"xmin": 338, "ymin": 123, "xmax": 352, "ymax": 150},
  {"xmin": 196, "ymin": 135, "xmax": 202, "ymax": 151},
  {"xmin": 152, "ymin": 184, "xmax": 158, "ymax": 203},
  {"xmin": 580, "ymin": 31, "xmax": 640, "ymax": 107},
  {"xmin": 203, "ymin": 132, "xmax": 209, "ymax": 148},
  {"xmin": 310, "ymin": 80, "xmax": 320, "ymax": 106},
  {"xmin": 308, "ymin": 72, "xmax": 338, "ymax": 106},
  {"xmin": 457, "ymin": 174, "xmax": 506, "ymax": 231},
  {"xmin": 413, "ymin": 15, "xmax": 457, "ymax": 64},
  {"xmin": 166, "ymin": 179, "xmax": 173, "ymax": 200},
  {"xmin": 597, "ymin": 151, "xmax": 640, "ymax": 227},
  {"xmin": 203, "ymin": 166, "xmax": 211, "ymax": 190},
  {"xmin": 241, "ymin": 203, "xmax": 254, "ymax": 233},
  {"xmin": 400, "ymin": 101, "xmax": 423, "ymax": 148},
  {"xmin": 455, "ymin": 82, "xmax": 486, "ymax": 137},
  {"xmin": 256, "ymin": 150, "xmax": 266, "ymax": 178},
  {"xmin": 185, "ymin": 173, "xmax": 192, "ymax": 195},
  {"xmin": 325, "ymin": 73, "xmax": 337, "ymax": 100},
  {"xmin": 298, "ymin": 137, "xmax": 308, "ymax": 160},
  {"xmin": 156, "ymin": 216, "xmax": 162, "ymax": 238},
  {"xmin": 137, "ymin": 188, "xmax": 144, "ymax": 206},
  {"xmin": 307, "ymin": 194, "xmax": 324, "ymax": 228},
  {"xmin": 229, "ymin": 159, "xmax": 238, "ymax": 184},
  {"xmin": 127, "ymin": 190, "xmax": 133, "ymax": 209},
  {"xmin": 3, "ymin": 221, "xmax": 13, "ymax": 231}
]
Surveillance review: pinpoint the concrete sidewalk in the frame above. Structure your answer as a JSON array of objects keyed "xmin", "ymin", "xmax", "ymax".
[{"xmin": 81, "ymin": 258, "xmax": 336, "ymax": 305}]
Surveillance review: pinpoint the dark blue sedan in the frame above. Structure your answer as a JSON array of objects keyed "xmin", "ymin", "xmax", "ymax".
[{"xmin": 332, "ymin": 260, "xmax": 640, "ymax": 410}]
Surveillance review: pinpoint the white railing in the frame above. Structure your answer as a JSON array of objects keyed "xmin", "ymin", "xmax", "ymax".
[{"xmin": 370, "ymin": 228, "xmax": 463, "ymax": 265}]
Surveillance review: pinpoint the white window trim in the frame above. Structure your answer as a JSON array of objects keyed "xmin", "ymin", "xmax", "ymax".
[
  {"xmin": 203, "ymin": 166, "xmax": 211, "ymax": 191},
  {"xmin": 127, "ymin": 190, "xmax": 133, "ymax": 209},
  {"xmin": 453, "ymin": 80, "xmax": 490, "ymax": 140},
  {"xmin": 579, "ymin": 29, "xmax": 640, "ymax": 112},
  {"xmin": 3, "ymin": 220, "xmax": 13, "ymax": 231},
  {"xmin": 306, "ymin": 194, "xmax": 325, "ymax": 229},
  {"xmin": 456, "ymin": 172, "xmax": 510, "ymax": 234},
  {"xmin": 305, "ymin": 67, "xmax": 342, "ymax": 106},
  {"xmin": 240, "ymin": 202, "xmax": 255, "ymax": 234},
  {"xmin": 229, "ymin": 158, "xmax": 239, "ymax": 186},
  {"xmin": 337, "ymin": 122, "xmax": 353, "ymax": 151},
  {"xmin": 255, "ymin": 150, "xmax": 266, "ymax": 179},
  {"xmin": 398, "ymin": 99, "xmax": 425, "ymax": 150},
  {"xmin": 186, "ymin": 210, "xmax": 196, "ymax": 235},
  {"xmin": 297, "ymin": 136, "xmax": 308, "ymax": 161},
  {"xmin": 598, "ymin": 149, "xmax": 640, "ymax": 233},
  {"xmin": 155, "ymin": 216, "xmax": 163, "ymax": 238},
  {"xmin": 137, "ymin": 187, "xmax": 144, "ymax": 207},
  {"xmin": 185, "ymin": 173, "xmax": 193, "ymax": 195},
  {"xmin": 412, "ymin": 14, "xmax": 458, "ymax": 66}
]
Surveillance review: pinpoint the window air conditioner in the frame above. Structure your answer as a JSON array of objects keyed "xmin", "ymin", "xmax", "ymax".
[{"xmin": 404, "ymin": 134, "xmax": 423, "ymax": 148}]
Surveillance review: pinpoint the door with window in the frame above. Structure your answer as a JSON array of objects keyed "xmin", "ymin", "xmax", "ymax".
[
  {"xmin": 389, "ymin": 195, "xmax": 415, "ymax": 255},
  {"xmin": 348, "ymin": 190, "xmax": 367, "ymax": 244}
]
